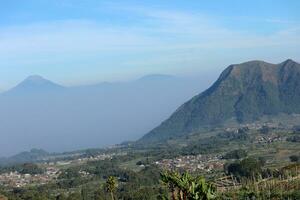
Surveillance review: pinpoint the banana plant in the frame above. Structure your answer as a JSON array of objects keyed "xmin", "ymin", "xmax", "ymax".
[
  {"xmin": 188, "ymin": 177, "xmax": 215, "ymax": 200},
  {"xmin": 161, "ymin": 171, "xmax": 178, "ymax": 200},
  {"xmin": 160, "ymin": 171, "xmax": 216, "ymax": 200}
]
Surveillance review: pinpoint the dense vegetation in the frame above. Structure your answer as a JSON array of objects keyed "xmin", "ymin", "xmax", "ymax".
[
  {"xmin": 287, "ymin": 135, "xmax": 300, "ymax": 142},
  {"xmin": 1, "ymin": 162, "xmax": 299, "ymax": 200},
  {"xmin": 0, "ymin": 163, "xmax": 44, "ymax": 175},
  {"xmin": 225, "ymin": 157, "xmax": 264, "ymax": 179},
  {"xmin": 222, "ymin": 149, "xmax": 247, "ymax": 160},
  {"xmin": 0, "ymin": 123, "xmax": 300, "ymax": 199}
]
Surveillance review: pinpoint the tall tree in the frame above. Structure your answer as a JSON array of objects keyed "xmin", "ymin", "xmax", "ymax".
[{"xmin": 106, "ymin": 176, "xmax": 118, "ymax": 200}]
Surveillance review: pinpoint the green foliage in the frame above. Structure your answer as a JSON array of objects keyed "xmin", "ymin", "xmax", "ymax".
[
  {"xmin": 217, "ymin": 129, "xmax": 249, "ymax": 141},
  {"xmin": 181, "ymin": 137, "xmax": 229, "ymax": 155},
  {"xmin": 0, "ymin": 163, "xmax": 44, "ymax": 175},
  {"xmin": 160, "ymin": 171, "xmax": 215, "ymax": 200},
  {"xmin": 106, "ymin": 176, "xmax": 117, "ymax": 193},
  {"xmin": 225, "ymin": 158, "xmax": 263, "ymax": 179},
  {"xmin": 94, "ymin": 187, "xmax": 107, "ymax": 200},
  {"xmin": 58, "ymin": 168, "xmax": 81, "ymax": 179},
  {"xmin": 289, "ymin": 155, "xmax": 300, "ymax": 162},
  {"xmin": 20, "ymin": 163, "xmax": 44, "ymax": 174},
  {"xmin": 259, "ymin": 125, "xmax": 270, "ymax": 134},
  {"xmin": 222, "ymin": 149, "xmax": 247, "ymax": 160},
  {"xmin": 66, "ymin": 192, "xmax": 82, "ymax": 200},
  {"xmin": 287, "ymin": 135, "xmax": 300, "ymax": 142},
  {"xmin": 56, "ymin": 193, "xmax": 68, "ymax": 200}
]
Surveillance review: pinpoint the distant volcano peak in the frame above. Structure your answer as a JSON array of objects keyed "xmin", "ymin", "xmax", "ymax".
[
  {"xmin": 25, "ymin": 75, "xmax": 47, "ymax": 82},
  {"xmin": 5, "ymin": 75, "xmax": 64, "ymax": 95}
]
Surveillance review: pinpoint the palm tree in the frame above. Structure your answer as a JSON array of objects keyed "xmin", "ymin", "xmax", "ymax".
[{"xmin": 106, "ymin": 176, "xmax": 118, "ymax": 200}]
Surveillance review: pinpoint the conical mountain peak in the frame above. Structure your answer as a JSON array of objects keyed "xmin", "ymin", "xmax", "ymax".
[
  {"xmin": 6, "ymin": 75, "xmax": 64, "ymax": 94},
  {"xmin": 25, "ymin": 75, "xmax": 47, "ymax": 82}
]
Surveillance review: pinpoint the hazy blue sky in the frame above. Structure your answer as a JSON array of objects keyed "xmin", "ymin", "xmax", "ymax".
[{"xmin": 1, "ymin": 0, "xmax": 299, "ymax": 90}]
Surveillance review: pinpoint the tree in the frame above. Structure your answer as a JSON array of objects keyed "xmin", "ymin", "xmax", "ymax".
[
  {"xmin": 56, "ymin": 193, "xmax": 67, "ymax": 200},
  {"xmin": 222, "ymin": 149, "xmax": 247, "ymax": 159},
  {"xmin": 287, "ymin": 135, "xmax": 300, "ymax": 142},
  {"xmin": 260, "ymin": 125, "xmax": 270, "ymax": 134},
  {"xmin": 226, "ymin": 157, "xmax": 263, "ymax": 179},
  {"xmin": 290, "ymin": 155, "xmax": 299, "ymax": 162},
  {"xmin": 94, "ymin": 187, "xmax": 106, "ymax": 200},
  {"xmin": 19, "ymin": 163, "xmax": 44, "ymax": 175},
  {"xmin": 106, "ymin": 176, "xmax": 118, "ymax": 200},
  {"xmin": 67, "ymin": 192, "xmax": 81, "ymax": 200}
]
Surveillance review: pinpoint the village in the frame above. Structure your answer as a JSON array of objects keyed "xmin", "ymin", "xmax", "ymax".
[
  {"xmin": 0, "ymin": 166, "xmax": 59, "ymax": 188},
  {"xmin": 0, "ymin": 152, "xmax": 126, "ymax": 188},
  {"xmin": 155, "ymin": 154, "xmax": 224, "ymax": 173}
]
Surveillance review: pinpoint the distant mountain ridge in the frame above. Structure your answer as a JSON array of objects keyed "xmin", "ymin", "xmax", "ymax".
[
  {"xmin": 0, "ymin": 149, "xmax": 49, "ymax": 166},
  {"xmin": 0, "ymin": 73, "xmax": 207, "ymax": 156},
  {"xmin": 138, "ymin": 74, "xmax": 175, "ymax": 82},
  {"xmin": 140, "ymin": 59, "xmax": 300, "ymax": 143}
]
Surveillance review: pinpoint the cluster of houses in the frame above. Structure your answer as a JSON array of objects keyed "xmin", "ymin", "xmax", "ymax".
[
  {"xmin": 155, "ymin": 154, "xmax": 224, "ymax": 172},
  {"xmin": 0, "ymin": 167, "xmax": 59, "ymax": 188},
  {"xmin": 76, "ymin": 153, "xmax": 120, "ymax": 162},
  {"xmin": 224, "ymin": 122, "xmax": 282, "ymax": 133},
  {"xmin": 254, "ymin": 134, "xmax": 285, "ymax": 144},
  {"xmin": 69, "ymin": 152, "xmax": 127, "ymax": 165},
  {"xmin": 43, "ymin": 152, "xmax": 127, "ymax": 167},
  {"xmin": 0, "ymin": 152, "xmax": 126, "ymax": 188}
]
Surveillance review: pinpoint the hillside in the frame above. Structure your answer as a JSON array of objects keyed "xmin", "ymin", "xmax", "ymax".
[{"xmin": 141, "ymin": 59, "xmax": 300, "ymax": 143}]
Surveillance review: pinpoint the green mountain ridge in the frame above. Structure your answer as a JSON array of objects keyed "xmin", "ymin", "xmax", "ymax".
[{"xmin": 140, "ymin": 59, "xmax": 300, "ymax": 143}]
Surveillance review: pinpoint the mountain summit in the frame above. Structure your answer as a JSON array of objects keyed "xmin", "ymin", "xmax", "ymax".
[
  {"xmin": 6, "ymin": 75, "xmax": 64, "ymax": 94},
  {"xmin": 24, "ymin": 75, "xmax": 50, "ymax": 83},
  {"xmin": 141, "ymin": 59, "xmax": 300, "ymax": 143}
]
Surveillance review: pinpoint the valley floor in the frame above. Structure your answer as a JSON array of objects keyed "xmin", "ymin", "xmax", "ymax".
[{"xmin": 0, "ymin": 123, "xmax": 300, "ymax": 199}]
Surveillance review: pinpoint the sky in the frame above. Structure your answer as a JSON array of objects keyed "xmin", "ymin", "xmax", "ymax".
[{"xmin": 0, "ymin": 0, "xmax": 299, "ymax": 90}]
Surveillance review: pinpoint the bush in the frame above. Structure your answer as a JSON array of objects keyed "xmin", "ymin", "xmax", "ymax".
[
  {"xmin": 222, "ymin": 149, "xmax": 247, "ymax": 159},
  {"xmin": 19, "ymin": 163, "xmax": 44, "ymax": 175},
  {"xmin": 289, "ymin": 155, "xmax": 300, "ymax": 162},
  {"xmin": 225, "ymin": 158, "xmax": 263, "ymax": 178},
  {"xmin": 286, "ymin": 135, "xmax": 300, "ymax": 142}
]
